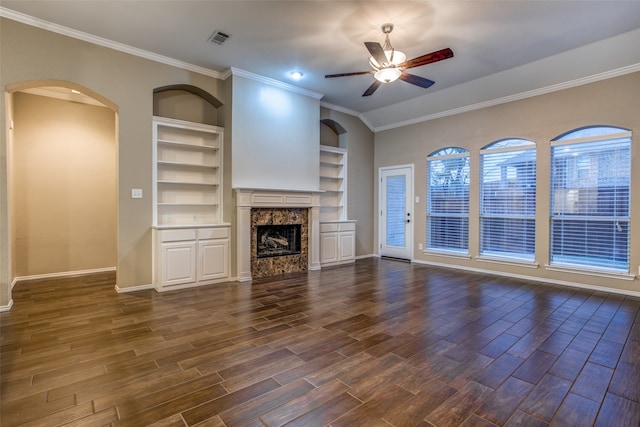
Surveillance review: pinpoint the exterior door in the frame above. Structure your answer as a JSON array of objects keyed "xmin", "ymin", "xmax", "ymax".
[{"xmin": 379, "ymin": 166, "xmax": 413, "ymax": 260}]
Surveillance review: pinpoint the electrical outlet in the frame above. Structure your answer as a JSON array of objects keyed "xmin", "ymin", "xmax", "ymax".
[
  {"xmin": 418, "ymin": 243, "xmax": 423, "ymax": 250},
  {"xmin": 131, "ymin": 189, "xmax": 143, "ymax": 199}
]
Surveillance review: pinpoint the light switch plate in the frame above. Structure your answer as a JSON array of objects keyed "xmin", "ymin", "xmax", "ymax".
[{"xmin": 131, "ymin": 189, "xmax": 143, "ymax": 199}]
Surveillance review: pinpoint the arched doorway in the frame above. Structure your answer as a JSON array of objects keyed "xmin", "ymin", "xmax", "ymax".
[{"xmin": 5, "ymin": 80, "xmax": 118, "ymax": 303}]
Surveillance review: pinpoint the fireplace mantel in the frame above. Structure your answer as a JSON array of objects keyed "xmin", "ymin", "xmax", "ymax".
[{"xmin": 234, "ymin": 188, "xmax": 323, "ymax": 282}]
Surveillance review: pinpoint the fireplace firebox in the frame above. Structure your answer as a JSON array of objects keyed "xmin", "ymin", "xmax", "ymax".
[{"xmin": 256, "ymin": 224, "xmax": 301, "ymax": 258}]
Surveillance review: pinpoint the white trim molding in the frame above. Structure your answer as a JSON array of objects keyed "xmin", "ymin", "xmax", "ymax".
[
  {"xmin": 234, "ymin": 187, "xmax": 324, "ymax": 282},
  {"xmin": 115, "ymin": 283, "xmax": 155, "ymax": 293},
  {"xmin": 230, "ymin": 67, "xmax": 323, "ymax": 100},
  {"xmin": 0, "ymin": 6, "xmax": 224, "ymax": 79},
  {"xmin": 413, "ymin": 258, "xmax": 640, "ymax": 298},
  {"xmin": 0, "ymin": 299, "xmax": 14, "ymax": 312},
  {"xmin": 13, "ymin": 267, "xmax": 116, "ymax": 283}
]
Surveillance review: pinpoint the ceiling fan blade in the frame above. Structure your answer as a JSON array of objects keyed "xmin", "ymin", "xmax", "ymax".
[
  {"xmin": 325, "ymin": 71, "xmax": 373, "ymax": 78},
  {"xmin": 362, "ymin": 80, "xmax": 382, "ymax": 97},
  {"xmin": 365, "ymin": 42, "xmax": 388, "ymax": 66},
  {"xmin": 400, "ymin": 48, "xmax": 454, "ymax": 69},
  {"xmin": 400, "ymin": 72, "xmax": 435, "ymax": 89}
]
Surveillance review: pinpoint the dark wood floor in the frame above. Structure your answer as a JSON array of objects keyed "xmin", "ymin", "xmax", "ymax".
[{"xmin": 1, "ymin": 258, "xmax": 639, "ymax": 427}]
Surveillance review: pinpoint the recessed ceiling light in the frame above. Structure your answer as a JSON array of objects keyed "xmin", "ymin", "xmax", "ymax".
[{"xmin": 290, "ymin": 71, "xmax": 303, "ymax": 80}]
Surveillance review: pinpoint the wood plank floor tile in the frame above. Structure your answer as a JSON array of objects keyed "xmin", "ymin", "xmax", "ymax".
[
  {"xmin": 425, "ymin": 380, "xmax": 494, "ymax": 427},
  {"xmin": 570, "ymin": 361, "xmax": 613, "ymax": 402},
  {"xmin": 258, "ymin": 379, "xmax": 350, "ymax": 426},
  {"xmin": 2, "ymin": 261, "xmax": 640, "ymax": 426},
  {"xmin": 474, "ymin": 377, "xmax": 534, "ymax": 426},
  {"xmin": 594, "ymin": 393, "xmax": 640, "ymax": 427},
  {"xmin": 549, "ymin": 393, "xmax": 599, "ymax": 427},
  {"xmin": 607, "ymin": 361, "xmax": 640, "ymax": 402},
  {"xmin": 512, "ymin": 350, "xmax": 558, "ymax": 385},
  {"xmin": 279, "ymin": 391, "xmax": 362, "ymax": 427},
  {"xmin": 219, "ymin": 379, "xmax": 315, "ymax": 427},
  {"xmin": 518, "ymin": 374, "xmax": 572, "ymax": 422}
]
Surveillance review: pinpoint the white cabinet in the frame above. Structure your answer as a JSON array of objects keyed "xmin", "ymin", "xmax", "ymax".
[
  {"xmin": 319, "ymin": 145, "xmax": 347, "ymax": 222},
  {"xmin": 320, "ymin": 221, "xmax": 356, "ymax": 266},
  {"xmin": 153, "ymin": 117, "xmax": 223, "ymax": 226},
  {"xmin": 154, "ymin": 226, "xmax": 230, "ymax": 291},
  {"xmin": 198, "ymin": 228, "xmax": 229, "ymax": 281},
  {"xmin": 162, "ymin": 241, "xmax": 197, "ymax": 287}
]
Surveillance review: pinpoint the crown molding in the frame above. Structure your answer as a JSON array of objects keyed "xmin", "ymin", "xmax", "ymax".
[
  {"xmin": 319, "ymin": 101, "xmax": 375, "ymax": 132},
  {"xmin": 0, "ymin": 7, "xmax": 224, "ymax": 79},
  {"xmin": 372, "ymin": 62, "xmax": 640, "ymax": 132},
  {"xmin": 230, "ymin": 67, "xmax": 323, "ymax": 100}
]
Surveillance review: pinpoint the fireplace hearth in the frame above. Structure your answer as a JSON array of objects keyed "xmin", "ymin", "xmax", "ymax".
[{"xmin": 256, "ymin": 224, "xmax": 301, "ymax": 258}]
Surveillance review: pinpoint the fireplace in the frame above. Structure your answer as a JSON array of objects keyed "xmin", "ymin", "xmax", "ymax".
[
  {"xmin": 250, "ymin": 207, "xmax": 309, "ymax": 278},
  {"xmin": 235, "ymin": 188, "xmax": 322, "ymax": 282},
  {"xmin": 256, "ymin": 224, "xmax": 301, "ymax": 258}
]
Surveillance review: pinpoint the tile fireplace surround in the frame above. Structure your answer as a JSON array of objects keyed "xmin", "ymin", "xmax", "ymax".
[{"xmin": 235, "ymin": 188, "xmax": 322, "ymax": 282}]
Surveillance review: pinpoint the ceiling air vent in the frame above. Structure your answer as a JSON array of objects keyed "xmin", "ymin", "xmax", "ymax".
[{"xmin": 208, "ymin": 30, "xmax": 231, "ymax": 45}]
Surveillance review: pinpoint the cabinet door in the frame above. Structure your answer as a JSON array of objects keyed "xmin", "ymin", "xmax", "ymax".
[
  {"xmin": 320, "ymin": 232, "xmax": 339, "ymax": 264},
  {"xmin": 339, "ymin": 231, "xmax": 355, "ymax": 261},
  {"xmin": 162, "ymin": 242, "xmax": 197, "ymax": 286},
  {"xmin": 199, "ymin": 239, "xmax": 229, "ymax": 281}
]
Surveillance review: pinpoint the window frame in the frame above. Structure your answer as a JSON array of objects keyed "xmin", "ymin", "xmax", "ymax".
[
  {"xmin": 426, "ymin": 147, "xmax": 470, "ymax": 255},
  {"xmin": 549, "ymin": 127, "xmax": 631, "ymax": 274},
  {"xmin": 479, "ymin": 139, "xmax": 537, "ymax": 262}
]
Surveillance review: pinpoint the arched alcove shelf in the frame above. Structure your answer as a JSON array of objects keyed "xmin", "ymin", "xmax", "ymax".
[{"xmin": 153, "ymin": 84, "xmax": 223, "ymax": 127}]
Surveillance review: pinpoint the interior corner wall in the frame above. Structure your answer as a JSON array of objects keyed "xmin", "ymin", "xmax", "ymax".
[
  {"xmin": 320, "ymin": 107, "xmax": 375, "ymax": 257},
  {"xmin": 374, "ymin": 71, "xmax": 640, "ymax": 294},
  {"xmin": 231, "ymin": 75, "xmax": 320, "ymax": 191},
  {"xmin": 12, "ymin": 92, "xmax": 116, "ymax": 277},
  {"xmin": 0, "ymin": 17, "xmax": 226, "ymax": 294}
]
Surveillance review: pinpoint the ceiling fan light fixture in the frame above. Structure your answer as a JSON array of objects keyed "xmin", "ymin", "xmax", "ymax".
[
  {"xmin": 374, "ymin": 67, "xmax": 401, "ymax": 83},
  {"xmin": 369, "ymin": 49, "xmax": 406, "ymax": 69}
]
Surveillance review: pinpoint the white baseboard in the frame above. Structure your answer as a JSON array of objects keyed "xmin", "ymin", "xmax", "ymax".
[
  {"xmin": 0, "ymin": 299, "xmax": 14, "ymax": 312},
  {"xmin": 355, "ymin": 254, "xmax": 375, "ymax": 260},
  {"xmin": 14, "ymin": 267, "xmax": 116, "ymax": 284},
  {"xmin": 411, "ymin": 258, "xmax": 640, "ymax": 298},
  {"xmin": 115, "ymin": 283, "xmax": 155, "ymax": 293}
]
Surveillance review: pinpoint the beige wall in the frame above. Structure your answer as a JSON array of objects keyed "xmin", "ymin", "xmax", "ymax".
[
  {"xmin": 12, "ymin": 92, "xmax": 116, "ymax": 276},
  {"xmin": 231, "ymin": 75, "xmax": 320, "ymax": 191},
  {"xmin": 375, "ymin": 72, "xmax": 640, "ymax": 294},
  {"xmin": 321, "ymin": 107, "xmax": 375, "ymax": 256},
  {"xmin": 1, "ymin": 18, "xmax": 227, "ymax": 304}
]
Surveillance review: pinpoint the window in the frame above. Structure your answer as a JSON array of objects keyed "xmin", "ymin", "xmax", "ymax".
[
  {"xmin": 550, "ymin": 126, "xmax": 631, "ymax": 272},
  {"xmin": 427, "ymin": 147, "xmax": 470, "ymax": 253},
  {"xmin": 480, "ymin": 139, "xmax": 536, "ymax": 261}
]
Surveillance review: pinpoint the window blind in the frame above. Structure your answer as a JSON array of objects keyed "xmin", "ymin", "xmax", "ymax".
[
  {"xmin": 480, "ymin": 140, "xmax": 536, "ymax": 261},
  {"xmin": 550, "ymin": 128, "xmax": 631, "ymax": 272},
  {"xmin": 427, "ymin": 148, "xmax": 470, "ymax": 252}
]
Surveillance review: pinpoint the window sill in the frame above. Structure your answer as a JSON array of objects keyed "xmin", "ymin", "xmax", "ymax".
[
  {"xmin": 423, "ymin": 249, "xmax": 471, "ymax": 260},
  {"xmin": 476, "ymin": 256, "xmax": 539, "ymax": 269},
  {"xmin": 545, "ymin": 264, "xmax": 635, "ymax": 281}
]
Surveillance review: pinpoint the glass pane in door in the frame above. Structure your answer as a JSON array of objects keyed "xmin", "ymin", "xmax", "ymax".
[{"xmin": 386, "ymin": 175, "xmax": 406, "ymax": 247}]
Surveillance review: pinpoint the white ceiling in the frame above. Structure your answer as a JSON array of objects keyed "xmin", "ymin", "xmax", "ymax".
[{"xmin": 3, "ymin": 1, "xmax": 640, "ymax": 130}]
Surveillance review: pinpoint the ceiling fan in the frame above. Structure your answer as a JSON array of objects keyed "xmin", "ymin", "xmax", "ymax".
[{"xmin": 325, "ymin": 23, "xmax": 453, "ymax": 97}]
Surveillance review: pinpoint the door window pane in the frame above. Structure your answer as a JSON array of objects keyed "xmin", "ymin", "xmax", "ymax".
[{"xmin": 386, "ymin": 175, "xmax": 405, "ymax": 247}]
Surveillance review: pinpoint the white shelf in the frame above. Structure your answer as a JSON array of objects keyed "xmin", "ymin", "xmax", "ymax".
[
  {"xmin": 319, "ymin": 145, "xmax": 347, "ymax": 222},
  {"xmin": 158, "ymin": 181, "xmax": 218, "ymax": 186},
  {"xmin": 157, "ymin": 139, "xmax": 218, "ymax": 151},
  {"xmin": 153, "ymin": 116, "xmax": 223, "ymax": 226}
]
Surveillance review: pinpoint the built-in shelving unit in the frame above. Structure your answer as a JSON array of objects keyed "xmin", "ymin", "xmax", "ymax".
[
  {"xmin": 153, "ymin": 116, "xmax": 223, "ymax": 225},
  {"xmin": 152, "ymin": 116, "xmax": 229, "ymax": 291},
  {"xmin": 319, "ymin": 145, "xmax": 355, "ymax": 266},
  {"xmin": 319, "ymin": 145, "xmax": 347, "ymax": 222}
]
